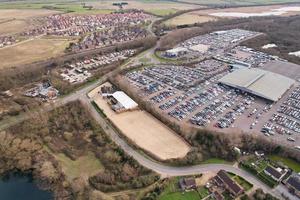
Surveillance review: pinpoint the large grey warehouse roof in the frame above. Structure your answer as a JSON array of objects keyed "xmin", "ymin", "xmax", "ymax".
[{"xmin": 219, "ymin": 68, "xmax": 295, "ymax": 101}]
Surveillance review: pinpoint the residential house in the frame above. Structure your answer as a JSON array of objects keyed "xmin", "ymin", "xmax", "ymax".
[
  {"xmin": 286, "ymin": 174, "xmax": 300, "ymax": 198},
  {"xmin": 216, "ymin": 170, "xmax": 244, "ymax": 197},
  {"xmin": 264, "ymin": 166, "xmax": 288, "ymax": 182},
  {"xmin": 179, "ymin": 177, "xmax": 197, "ymax": 191}
]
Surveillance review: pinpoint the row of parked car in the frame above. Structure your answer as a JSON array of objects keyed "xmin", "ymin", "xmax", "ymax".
[
  {"xmin": 278, "ymin": 105, "xmax": 300, "ymax": 121},
  {"xmin": 215, "ymin": 111, "xmax": 236, "ymax": 128},
  {"xmin": 261, "ymin": 121, "xmax": 296, "ymax": 144},
  {"xmin": 168, "ymin": 90, "xmax": 215, "ymax": 121},
  {"xmin": 159, "ymin": 94, "xmax": 187, "ymax": 111},
  {"xmin": 263, "ymin": 86, "xmax": 300, "ymax": 140},
  {"xmin": 150, "ymin": 88, "xmax": 176, "ymax": 103},
  {"xmin": 270, "ymin": 114, "xmax": 300, "ymax": 134}
]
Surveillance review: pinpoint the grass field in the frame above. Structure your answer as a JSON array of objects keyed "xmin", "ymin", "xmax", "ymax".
[
  {"xmin": 90, "ymin": 83, "xmax": 190, "ymax": 160},
  {"xmin": 0, "ymin": 38, "xmax": 72, "ymax": 69},
  {"xmin": 159, "ymin": 191, "xmax": 200, "ymax": 200},
  {"xmin": 197, "ymin": 187, "xmax": 210, "ymax": 199},
  {"xmin": 0, "ymin": 2, "xmax": 113, "ymax": 14},
  {"xmin": 233, "ymin": 175, "xmax": 253, "ymax": 191},
  {"xmin": 0, "ymin": 0, "xmax": 203, "ymax": 16},
  {"xmin": 55, "ymin": 151, "xmax": 104, "ymax": 181},
  {"xmin": 139, "ymin": 57, "xmax": 151, "ymax": 63},
  {"xmin": 201, "ymin": 158, "xmax": 233, "ymax": 165},
  {"xmin": 268, "ymin": 155, "xmax": 300, "ymax": 172},
  {"xmin": 88, "ymin": 0, "xmax": 203, "ymax": 16},
  {"xmin": 158, "ymin": 177, "xmax": 209, "ymax": 200},
  {"xmin": 147, "ymin": 8, "xmax": 177, "ymax": 16}
]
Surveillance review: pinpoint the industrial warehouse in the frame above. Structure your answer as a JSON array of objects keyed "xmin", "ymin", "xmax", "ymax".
[{"xmin": 219, "ymin": 68, "xmax": 295, "ymax": 102}]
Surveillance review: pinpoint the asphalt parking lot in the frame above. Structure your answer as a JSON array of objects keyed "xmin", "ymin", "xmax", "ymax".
[{"xmin": 124, "ymin": 41, "xmax": 300, "ymax": 149}]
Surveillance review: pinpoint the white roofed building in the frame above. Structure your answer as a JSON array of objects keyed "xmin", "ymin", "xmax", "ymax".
[
  {"xmin": 165, "ymin": 47, "xmax": 188, "ymax": 57},
  {"xmin": 219, "ymin": 68, "xmax": 295, "ymax": 102},
  {"xmin": 111, "ymin": 91, "xmax": 138, "ymax": 110}
]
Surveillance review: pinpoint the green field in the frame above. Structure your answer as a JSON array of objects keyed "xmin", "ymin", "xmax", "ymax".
[
  {"xmin": 268, "ymin": 155, "xmax": 300, "ymax": 172},
  {"xmin": 159, "ymin": 191, "xmax": 201, "ymax": 200},
  {"xmin": 201, "ymin": 158, "xmax": 233, "ymax": 165},
  {"xmin": 197, "ymin": 187, "xmax": 210, "ymax": 199},
  {"xmin": 55, "ymin": 151, "xmax": 104, "ymax": 180},
  {"xmin": 233, "ymin": 175, "xmax": 253, "ymax": 191},
  {"xmin": 139, "ymin": 57, "xmax": 151, "ymax": 63},
  {"xmin": 0, "ymin": 2, "xmax": 114, "ymax": 14},
  {"xmin": 225, "ymin": 171, "xmax": 253, "ymax": 191},
  {"xmin": 147, "ymin": 8, "xmax": 177, "ymax": 16},
  {"xmin": 158, "ymin": 177, "xmax": 210, "ymax": 200}
]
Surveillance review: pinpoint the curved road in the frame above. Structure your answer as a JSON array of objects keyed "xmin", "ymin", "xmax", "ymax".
[
  {"xmin": 82, "ymin": 96, "xmax": 291, "ymax": 199},
  {"xmin": 0, "ymin": 21, "xmax": 293, "ymax": 199}
]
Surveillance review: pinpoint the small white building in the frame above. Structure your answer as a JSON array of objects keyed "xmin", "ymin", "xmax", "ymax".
[
  {"xmin": 165, "ymin": 47, "xmax": 188, "ymax": 57},
  {"xmin": 111, "ymin": 91, "xmax": 138, "ymax": 110}
]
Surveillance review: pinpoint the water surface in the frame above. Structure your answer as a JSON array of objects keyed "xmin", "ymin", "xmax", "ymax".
[{"xmin": 0, "ymin": 172, "xmax": 53, "ymax": 200}]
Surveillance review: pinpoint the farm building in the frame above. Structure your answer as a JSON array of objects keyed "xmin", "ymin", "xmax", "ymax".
[
  {"xmin": 104, "ymin": 91, "xmax": 138, "ymax": 112},
  {"xmin": 219, "ymin": 68, "xmax": 295, "ymax": 102},
  {"xmin": 111, "ymin": 91, "xmax": 138, "ymax": 110}
]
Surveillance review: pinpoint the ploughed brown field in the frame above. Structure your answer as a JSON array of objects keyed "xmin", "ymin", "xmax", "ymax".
[
  {"xmin": 0, "ymin": 38, "xmax": 72, "ymax": 69},
  {"xmin": 0, "ymin": 9, "xmax": 61, "ymax": 35}
]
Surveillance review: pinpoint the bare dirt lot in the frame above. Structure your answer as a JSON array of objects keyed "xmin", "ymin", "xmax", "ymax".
[
  {"xmin": 0, "ymin": 38, "xmax": 72, "ymax": 69},
  {"xmin": 0, "ymin": 9, "xmax": 60, "ymax": 36},
  {"xmin": 0, "ymin": 19, "xmax": 29, "ymax": 36},
  {"xmin": 90, "ymin": 85, "xmax": 190, "ymax": 160},
  {"xmin": 0, "ymin": 9, "xmax": 60, "ymax": 19},
  {"xmin": 164, "ymin": 13, "xmax": 217, "ymax": 26}
]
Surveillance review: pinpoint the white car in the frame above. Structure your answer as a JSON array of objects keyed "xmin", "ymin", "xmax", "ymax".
[
  {"xmin": 287, "ymin": 137, "xmax": 295, "ymax": 142},
  {"xmin": 294, "ymin": 146, "xmax": 300, "ymax": 151}
]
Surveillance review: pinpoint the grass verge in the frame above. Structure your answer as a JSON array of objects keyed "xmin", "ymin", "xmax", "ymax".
[{"xmin": 268, "ymin": 155, "xmax": 300, "ymax": 172}]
